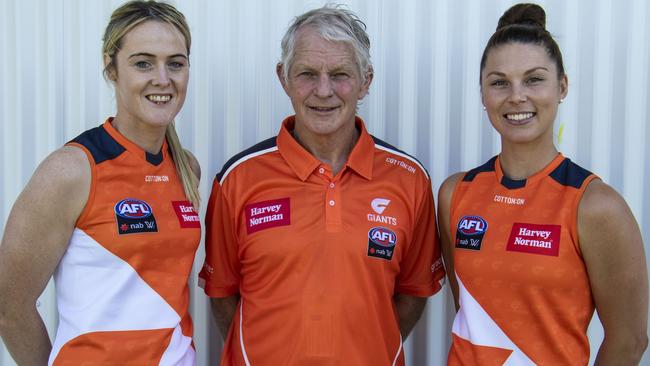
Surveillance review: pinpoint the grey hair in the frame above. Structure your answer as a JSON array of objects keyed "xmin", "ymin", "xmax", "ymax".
[{"xmin": 279, "ymin": 4, "xmax": 371, "ymax": 83}]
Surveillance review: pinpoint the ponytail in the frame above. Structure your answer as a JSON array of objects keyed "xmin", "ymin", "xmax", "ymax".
[{"xmin": 166, "ymin": 123, "xmax": 200, "ymax": 210}]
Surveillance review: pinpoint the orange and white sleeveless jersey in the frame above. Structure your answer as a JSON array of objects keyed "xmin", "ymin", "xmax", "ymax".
[
  {"xmin": 448, "ymin": 154, "xmax": 597, "ymax": 365},
  {"xmin": 48, "ymin": 119, "xmax": 200, "ymax": 365}
]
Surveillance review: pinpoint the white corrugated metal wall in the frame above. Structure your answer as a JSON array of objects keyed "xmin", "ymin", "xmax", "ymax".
[{"xmin": 0, "ymin": 0, "xmax": 648, "ymax": 364}]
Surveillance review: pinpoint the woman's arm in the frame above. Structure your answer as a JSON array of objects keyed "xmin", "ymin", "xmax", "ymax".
[
  {"xmin": 0, "ymin": 146, "xmax": 90, "ymax": 365},
  {"xmin": 579, "ymin": 179, "xmax": 649, "ymax": 365},
  {"xmin": 437, "ymin": 172, "xmax": 465, "ymax": 311}
]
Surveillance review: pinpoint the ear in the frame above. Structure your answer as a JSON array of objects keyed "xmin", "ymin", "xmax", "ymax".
[
  {"xmin": 480, "ymin": 88, "xmax": 486, "ymax": 109},
  {"xmin": 276, "ymin": 63, "xmax": 289, "ymax": 93},
  {"xmin": 559, "ymin": 74, "xmax": 568, "ymax": 101},
  {"xmin": 104, "ymin": 53, "xmax": 117, "ymax": 81},
  {"xmin": 358, "ymin": 66, "xmax": 374, "ymax": 100}
]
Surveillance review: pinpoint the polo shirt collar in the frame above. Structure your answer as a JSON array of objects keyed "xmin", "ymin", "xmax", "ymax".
[{"xmin": 277, "ymin": 116, "xmax": 374, "ymax": 181}]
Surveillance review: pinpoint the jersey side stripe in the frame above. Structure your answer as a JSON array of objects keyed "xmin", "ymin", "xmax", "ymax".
[
  {"xmin": 391, "ymin": 334, "xmax": 403, "ymax": 366},
  {"xmin": 218, "ymin": 145, "xmax": 278, "ymax": 184},
  {"xmin": 373, "ymin": 143, "xmax": 429, "ymax": 179},
  {"xmin": 239, "ymin": 300, "xmax": 252, "ymax": 366}
]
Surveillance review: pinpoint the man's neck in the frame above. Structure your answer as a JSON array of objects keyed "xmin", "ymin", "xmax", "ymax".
[{"xmin": 292, "ymin": 122, "xmax": 360, "ymax": 176}]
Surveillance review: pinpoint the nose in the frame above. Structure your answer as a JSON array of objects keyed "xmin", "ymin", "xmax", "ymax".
[
  {"xmin": 152, "ymin": 66, "xmax": 171, "ymax": 87},
  {"xmin": 314, "ymin": 74, "xmax": 334, "ymax": 97},
  {"xmin": 508, "ymin": 84, "xmax": 527, "ymax": 104}
]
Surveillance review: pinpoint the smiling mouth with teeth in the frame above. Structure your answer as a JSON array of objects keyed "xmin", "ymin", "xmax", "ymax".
[
  {"xmin": 147, "ymin": 95, "xmax": 171, "ymax": 103},
  {"xmin": 505, "ymin": 112, "xmax": 535, "ymax": 121},
  {"xmin": 310, "ymin": 106, "xmax": 337, "ymax": 112}
]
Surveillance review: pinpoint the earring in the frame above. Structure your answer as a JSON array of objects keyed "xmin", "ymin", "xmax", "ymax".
[
  {"xmin": 482, "ymin": 106, "xmax": 486, "ymax": 111},
  {"xmin": 559, "ymin": 99, "xmax": 564, "ymax": 104}
]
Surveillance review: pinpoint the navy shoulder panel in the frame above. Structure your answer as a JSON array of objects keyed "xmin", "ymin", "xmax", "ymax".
[
  {"xmin": 463, "ymin": 156, "xmax": 497, "ymax": 182},
  {"xmin": 216, "ymin": 136, "xmax": 278, "ymax": 182},
  {"xmin": 69, "ymin": 125, "xmax": 125, "ymax": 165},
  {"xmin": 549, "ymin": 158, "xmax": 593, "ymax": 189},
  {"xmin": 372, "ymin": 136, "xmax": 430, "ymax": 178}
]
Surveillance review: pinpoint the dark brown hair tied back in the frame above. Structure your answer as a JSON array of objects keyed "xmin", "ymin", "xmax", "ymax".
[
  {"xmin": 480, "ymin": 2, "xmax": 564, "ymax": 82},
  {"xmin": 496, "ymin": 3, "xmax": 546, "ymax": 30}
]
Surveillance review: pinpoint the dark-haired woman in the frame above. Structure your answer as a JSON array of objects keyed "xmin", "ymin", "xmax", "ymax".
[
  {"xmin": 0, "ymin": 1, "xmax": 200, "ymax": 365},
  {"xmin": 439, "ymin": 3, "xmax": 648, "ymax": 365}
]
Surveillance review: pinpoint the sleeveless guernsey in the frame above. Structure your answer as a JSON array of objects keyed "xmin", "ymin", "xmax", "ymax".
[
  {"xmin": 48, "ymin": 119, "xmax": 200, "ymax": 365},
  {"xmin": 448, "ymin": 153, "xmax": 597, "ymax": 365}
]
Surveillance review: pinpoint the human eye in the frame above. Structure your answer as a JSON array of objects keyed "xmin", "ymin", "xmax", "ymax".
[
  {"xmin": 134, "ymin": 60, "xmax": 152, "ymax": 70},
  {"xmin": 489, "ymin": 79, "xmax": 508, "ymax": 87},
  {"xmin": 168, "ymin": 60, "xmax": 186, "ymax": 71},
  {"xmin": 526, "ymin": 76, "xmax": 544, "ymax": 85},
  {"xmin": 298, "ymin": 71, "xmax": 315, "ymax": 78},
  {"xmin": 331, "ymin": 72, "xmax": 350, "ymax": 81}
]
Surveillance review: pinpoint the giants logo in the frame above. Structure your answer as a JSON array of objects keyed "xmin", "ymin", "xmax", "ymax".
[
  {"xmin": 367, "ymin": 226, "xmax": 397, "ymax": 261},
  {"xmin": 371, "ymin": 198, "xmax": 390, "ymax": 214},
  {"xmin": 456, "ymin": 215, "xmax": 488, "ymax": 250},
  {"xmin": 114, "ymin": 198, "xmax": 158, "ymax": 235}
]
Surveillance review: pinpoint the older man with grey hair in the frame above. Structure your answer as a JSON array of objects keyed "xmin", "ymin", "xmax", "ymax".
[{"xmin": 199, "ymin": 5, "xmax": 445, "ymax": 365}]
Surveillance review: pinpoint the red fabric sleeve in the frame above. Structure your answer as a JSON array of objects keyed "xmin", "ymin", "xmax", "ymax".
[
  {"xmin": 395, "ymin": 178, "xmax": 446, "ymax": 297},
  {"xmin": 198, "ymin": 178, "xmax": 241, "ymax": 297}
]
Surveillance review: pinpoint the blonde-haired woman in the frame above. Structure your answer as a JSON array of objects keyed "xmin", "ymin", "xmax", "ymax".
[{"xmin": 0, "ymin": 1, "xmax": 201, "ymax": 364}]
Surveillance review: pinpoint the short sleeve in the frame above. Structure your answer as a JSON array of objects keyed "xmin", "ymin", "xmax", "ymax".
[
  {"xmin": 395, "ymin": 179, "xmax": 446, "ymax": 297},
  {"xmin": 198, "ymin": 178, "xmax": 241, "ymax": 297}
]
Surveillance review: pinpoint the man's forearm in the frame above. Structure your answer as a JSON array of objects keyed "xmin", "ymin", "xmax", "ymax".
[
  {"xmin": 394, "ymin": 294, "xmax": 428, "ymax": 340},
  {"xmin": 210, "ymin": 295, "xmax": 240, "ymax": 340}
]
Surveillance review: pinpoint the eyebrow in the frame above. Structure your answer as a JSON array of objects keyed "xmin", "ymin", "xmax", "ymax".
[
  {"xmin": 128, "ymin": 52, "xmax": 188, "ymax": 59},
  {"xmin": 486, "ymin": 67, "xmax": 549, "ymax": 78}
]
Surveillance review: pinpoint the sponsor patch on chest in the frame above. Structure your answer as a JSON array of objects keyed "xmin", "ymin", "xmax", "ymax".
[
  {"xmin": 455, "ymin": 215, "xmax": 488, "ymax": 250},
  {"xmin": 171, "ymin": 201, "xmax": 200, "ymax": 228},
  {"xmin": 114, "ymin": 198, "xmax": 158, "ymax": 235},
  {"xmin": 245, "ymin": 198, "xmax": 291, "ymax": 234},
  {"xmin": 367, "ymin": 226, "xmax": 397, "ymax": 260},
  {"xmin": 506, "ymin": 223, "xmax": 561, "ymax": 256}
]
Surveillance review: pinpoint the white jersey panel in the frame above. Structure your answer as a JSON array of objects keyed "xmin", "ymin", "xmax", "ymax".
[
  {"xmin": 452, "ymin": 273, "xmax": 535, "ymax": 366},
  {"xmin": 49, "ymin": 228, "xmax": 193, "ymax": 365}
]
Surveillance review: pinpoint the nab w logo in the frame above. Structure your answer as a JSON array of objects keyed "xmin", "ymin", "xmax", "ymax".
[
  {"xmin": 371, "ymin": 198, "xmax": 391, "ymax": 214},
  {"xmin": 456, "ymin": 215, "xmax": 488, "ymax": 251},
  {"xmin": 367, "ymin": 226, "xmax": 398, "ymax": 261}
]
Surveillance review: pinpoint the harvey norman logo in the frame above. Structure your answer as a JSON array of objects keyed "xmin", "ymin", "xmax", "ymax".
[
  {"xmin": 506, "ymin": 223, "xmax": 561, "ymax": 256},
  {"xmin": 171, "ymin": 201, "xmax": 200, "ymax": 228},
  {"xmin": 245, "ymin": 198, "xmax": 291, "ymax": 234}
]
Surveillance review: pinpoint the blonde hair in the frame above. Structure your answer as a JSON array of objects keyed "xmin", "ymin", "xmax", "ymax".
[{"xmin": 102, "ymin": 0, "xmax": 199, "ymax": 209}]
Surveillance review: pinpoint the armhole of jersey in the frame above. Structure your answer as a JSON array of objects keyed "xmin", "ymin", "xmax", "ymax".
[
  {"xmin": 66, "ymin": 142, "xmax": 97, "ymax": 227},
  {"xmin": 571, "ymin": 174, "xmax": 600, "ymax": 259},
  {"xmin": 447, "ymin": 173, "xmax": 467, "ymax": 243}
]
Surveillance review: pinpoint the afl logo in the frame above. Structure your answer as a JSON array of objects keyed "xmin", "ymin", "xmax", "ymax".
[
  {"xmin": 457, "ymin": 216, "xmax": 488, "ymax": 235},
  {"xmin": 115, "ymin": 198, "xmax": 153, "ymax": 219},
  {"xmin": 368, "ymin": 227, "xmax": 397, "ymax": 247}
]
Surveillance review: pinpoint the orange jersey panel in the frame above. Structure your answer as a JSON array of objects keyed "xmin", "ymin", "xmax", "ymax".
[
  {"xmin": 200, "ymin": 116, "xmax": 445, "ymax": 365},
  {"xmin": 448, "ymin": 154, "xmax": 597, "ymax": 365},
  {"xmin": 49, "ymin": 120, "xmax": 200, "ymax": 365}
]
